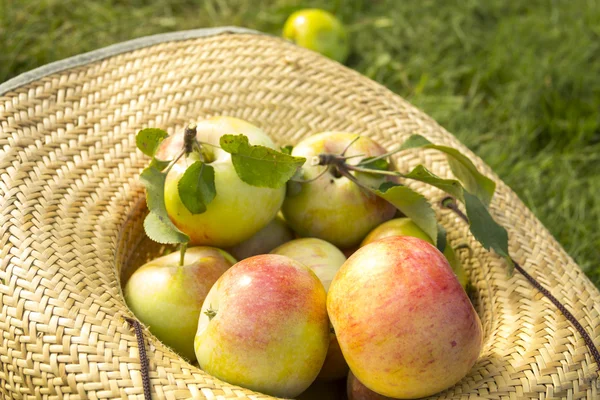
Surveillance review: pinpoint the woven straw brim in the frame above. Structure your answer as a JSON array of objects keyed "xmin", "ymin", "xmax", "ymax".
[{"xmin": 0, "ymin": 28, "xmax": 598, "ymax": 400}]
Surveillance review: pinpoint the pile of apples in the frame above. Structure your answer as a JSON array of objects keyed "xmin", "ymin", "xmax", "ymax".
[{"xmin": 124, "ymin": 117, "xmax": 483, "ymax": 399}]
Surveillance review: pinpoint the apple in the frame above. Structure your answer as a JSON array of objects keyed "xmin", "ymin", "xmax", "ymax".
[
  {"xmin": 270, "ymin": 238, "xmax": 346, "ymax": 291},
  {"xmin": 281, "ymin": 132, "xmax": 397, "ymax": 248},
  {"xmin": 225, "ymin": 215, "xmax": 294, "ymax": 261},
  {"xmin": 156, "ymin": 116, "xmax": 286, "ymax": 247},
  {"xmin": 123, "ymin": 247, "xmax": 235, "ymax": 362},
  {"xmin": 283, "ymin": 9, "xmax": 349, "ymax": 63},
  {"xmin": 194, "ymin": 254, "xmax": 330, "ymax": 398},
  {"xmin": 271, "ymin": 238, "xmax": 349, "ymax": 380},
  {"xmin": 328, "ymin": 236, "xmax": 483, "ymax": 399},
  {"xmin": 347, "ymin": 371, "xmax": 394, "ymax": 400},
  {"xmin": 297, "ymin": 379, "xmax": 347, "ymax": 400},
  {"xmin": 361, "ymin": 217, "xmax": 469, "ymax": 288}
]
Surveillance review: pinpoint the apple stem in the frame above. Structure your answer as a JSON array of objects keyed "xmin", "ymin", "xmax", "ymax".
[
  {"xmin": 355, "ymin": 146, "xmax": 402, "ymax": 166},
  {"xmin": 163, "ymin": 150, "xmax": 185, "ymax": 175},
  {"xmin": 345, "ymin": 164, "xmax": 402, "ymax": 177},
  {"xmin": 204, "ymin": 305, "xmax": 217, "ymax": 320},
  {"xmin": 340, "ymin": 135, "xmax": 361, "ymax": 156},
  {"xmin": 289, "ymin": 166, "xmax": 330, "ymax": 183},
  {"xmin": 441, "ymin": 196, "xmax": 600, "ymax": 372},
  {"xmin": 183, "ymin": 123, "xmax": 198, "ymax": 155},
  {"xmin": 179, "ymin": 243, "xmax": 188, "ymax": 267}
]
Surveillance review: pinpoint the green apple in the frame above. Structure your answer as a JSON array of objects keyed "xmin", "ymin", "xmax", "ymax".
[
  {"xmin": 226, "ymin": 215, "xmax": 294, "ymax": 261},
  {"xmin": 282, "ymin": 132, "xmax": 397, "ymax": 248},
  {"xmin": 194, "ymin": 254, "xmax": 329, "ymax": 398},
  {"xmin": 157, "ymin": 116, "xmax": 286, "ymax": 247},
  {"xmin": 283, "ymin": 9, "xmax": 349, "ymax": 63},
  {"xmin": 123, "ymin": 247, "xmax": 235, "ymax": 361},
  {"xmin": 361, "ymin": 217, "xmax": 469, "ymax": 289},
  {"xmin": 328, "ymin": 236, "xmax": 483, "ymax": 398},
  {"xmin": 271, "ymin": 238, "xmax": 349, "ymax": 381}
]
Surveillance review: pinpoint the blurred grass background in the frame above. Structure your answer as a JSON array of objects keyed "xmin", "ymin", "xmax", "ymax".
[{"xmin": 1, "ymin": 0, "xmax": 598, "ymax": 287}]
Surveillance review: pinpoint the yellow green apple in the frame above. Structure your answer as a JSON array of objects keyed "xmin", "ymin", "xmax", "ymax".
[
  {"xmin": 123, "ymin": 246, "xmax": 235, "ymax": 361},
  {"xmin": 157, "ymin": 116, "xmax": 285, "ymax": 247},
  {"xmin": 271, "ymin": 238, "xmax": 349, "ymax": 380},
  {"xmin": 194, "ymin": 254, "xmax": 329, "ymax": 398},
  {"xmin": 361, "ymin": 217, "xmax": 469, "ymax": 288},
  {"xmin": 225, "ymin": 215, "xmax": 294, "ymax": 261},
  {"xmin": 282, "ymin": 132, "xmax": 397, "ymax": 248},
  {"xmin": 283, "ymin": 9, "xmax": 349, "ymax": 63},
  {"xmin": 328, "ymin": 236, "xmax": 483, "ymax": 399}
]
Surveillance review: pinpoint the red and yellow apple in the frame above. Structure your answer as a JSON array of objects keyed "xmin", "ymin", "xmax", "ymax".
[
  {"xmin": 226, "ymin": 215, "xmax": 295, "ymax": 261},
  {"xmin": 157, "ymin": 116, "xmax": 285, "ymax": 247},
  {"xmin": 328, "ymin": 236, "xmax": 483, "ymax": 399},
  {"xmin": 282, "ymin": 132, "xmax": 397, "ymax": 248},
  {"xmin": 194, "ymin": 254, "xmax": 329, "ymax": 398},
  {"xmin": 361, "ymin": 217, "xmax": 469, "ymax": 289},
  {"xmin": 123, "ymin": 247, "xmax": 235, "ymax": 361},
  {"xmin": 271, "ymin": 238, "xmax": 348, "ymax": 380}
]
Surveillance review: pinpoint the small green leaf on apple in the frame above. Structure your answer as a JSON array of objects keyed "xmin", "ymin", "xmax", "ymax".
[
  {"xmin": 399, "ymin": 135, "xmax": 496, "ymax": 205},
  {"xmin": 374, "ymin": 182, "xmax": 438, "ymax": 245},
  {"xmin": 358, "ymin": 156, "xmax": 390, "ymax": 172},
  {"xmin": 280, "ymin": 145, "xmax": 294, "ymax": 155},
  {"xmin": 436, "ymin": 223, "xmax": 447, "ymax": 253},
  {"xmin": 220, "ymin": 134, "xmax": 307, "ymax": 189},
  {"xmin": 143, "ymin": 212, "xmax": 189, "ymax": 244},
  {"xmin": 402, "ymin": 165, "xmax": 465, "ymax": 202},
  {"xmin": 177, "ymin": 161, "xmax": 216, "ymax": 214},
  {"xmin": 136, "ymin": 128, "xmax": 170, "ymax": 158},
  {"xmin": 139, "ymin": 165, "xmax": 189, "ymax": 244},
  {"xmin": 463, "ymin": 191, "xmax": 513, "ymax": 273}
]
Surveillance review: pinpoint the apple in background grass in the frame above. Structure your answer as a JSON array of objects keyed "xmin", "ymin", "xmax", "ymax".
[
  {"xmin": 271, "ymin": 238, "xmax": 349, "ymax": 380},
  {"xmin": 194, "ymin": 254, "xmax": 329, "ymax": 398},
  {"xmin": 156, "ymin": 116, "xmax": 285, "ymax": 247},
  {"xmin": 328, "ymin": 236, "xmax": 483, "ymax": 399},
  {"xmin": 282, "ymin": 132, "xmax": 397, "ymax": 248},
  {"xmin": 361, "ymin": 217, "xmax": 469, "ymax": 289},
  {"xmin": 225, "ymin": 215, "xmax": 295, "ymax": 261},
  {"xmin": 347, "ymin": 371, "xmax": 394, "ymax": 400},
  {"xmin": 123, "ymin": 247, "xmax": 235, "ymax": 362},
  {"xmin": 283, "ymin": 9, "xmax": 350, "ymax": 64}
]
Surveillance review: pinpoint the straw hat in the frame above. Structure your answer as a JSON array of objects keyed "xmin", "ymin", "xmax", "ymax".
[{"xmin": 0, "ymin": 27, "xmax": 598, "ymax": 399}]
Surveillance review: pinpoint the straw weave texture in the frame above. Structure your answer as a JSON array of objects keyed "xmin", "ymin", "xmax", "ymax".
[{"xmin": 0, "ymin": 30, "xmax": 598, "ymax": 400}]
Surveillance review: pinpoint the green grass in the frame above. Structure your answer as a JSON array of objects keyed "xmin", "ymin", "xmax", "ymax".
[{"xmin": 1, "ymin": 0, "xmax": 599, "ymax": 286}]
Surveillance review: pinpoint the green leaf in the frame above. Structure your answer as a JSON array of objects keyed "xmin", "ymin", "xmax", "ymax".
[
  {"xmin": 136, "ymin": 128, "xmax": 169, "ymax": 158},
  {"xmin": 280, "ymin": 145, "xmax": 293, "ymax": 155},
  {"xmin": 436, "ymin": 224, "xmax": 447, "ymax": 253},
  {"xmin": 358, "ymin": 156, "xmax": 390, "ymax": 171},
  {"xmin": 399, "ymin": 135, "xmax": 496, "ymax": 205},
  {"xmin": 402, "ymin": 165, "xmax": 465, "ymax": 202},
  {"xmin": 139, "ymin": 165, "xmax": 189, "ymax": 244},
  {"xmin": 220, "ymin": 134, "xmax": 306, "ymax": 189},
  {"xmin": 374, "ymin": 182, "xmax": 437, "ymax": 244},
  {"xmin": 398, "ymin": 134, "xmax": 432, "ymax": 151},
  {"xmin": 177, "ymin": 161, "xmax": 216, "ymax": 214},
  {"xmin": 144, "ymin": 212, "xmax": 189, "ymax": 244},
  {"xmin": 150, "ymin": 157, "xmax": 171, "ymax": 171},
  {"xmin": 464, "ymin": 191, "xmax": 512, "ymax": 272}
]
